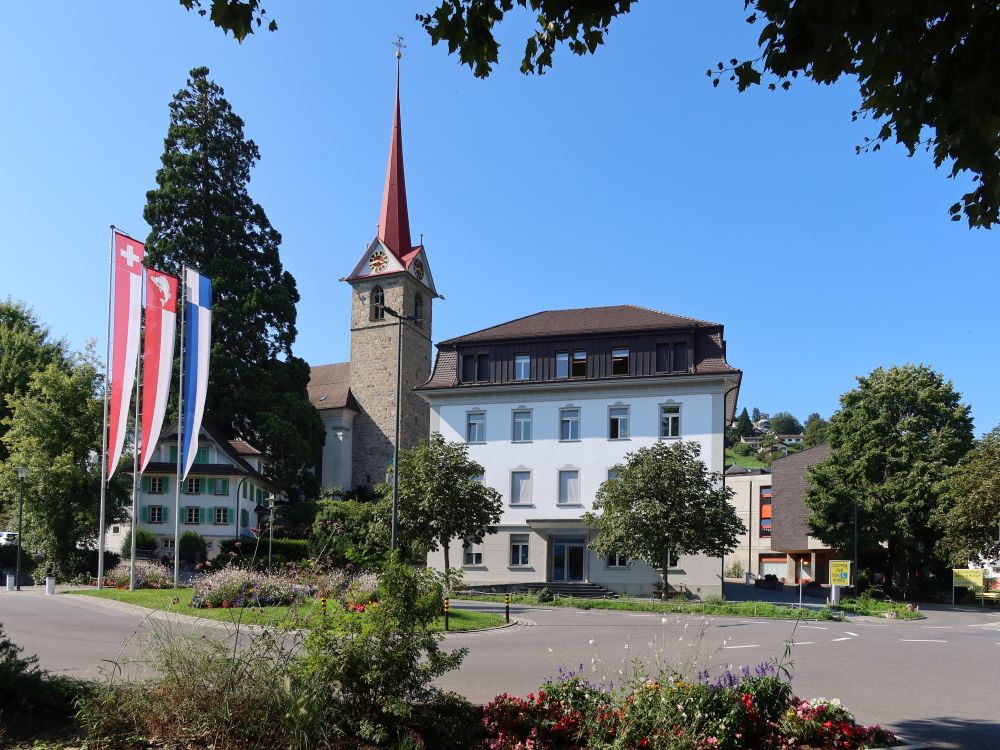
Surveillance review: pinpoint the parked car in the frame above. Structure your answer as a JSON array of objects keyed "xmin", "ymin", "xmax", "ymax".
[{"xmin": 0, "ymin": 531, "xmax": 18, "ymax": 546}]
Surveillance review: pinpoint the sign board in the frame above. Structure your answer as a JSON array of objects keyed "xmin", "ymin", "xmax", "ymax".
[
  {"xmin": 829, "ymin": 560, "xmax": 851, "ymax": 585},
  {"xmin": 952, "ymin": 568, "xmax": 985, "ymax": 588}
]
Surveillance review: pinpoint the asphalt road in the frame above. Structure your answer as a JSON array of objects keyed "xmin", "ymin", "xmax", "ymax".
[{"xmin": 2, "ymin": 589, "xmax": 998, "ymax": 749}]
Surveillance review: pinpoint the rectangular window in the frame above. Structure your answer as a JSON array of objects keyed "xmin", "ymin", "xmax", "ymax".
[
  {"xmin": 462, "ymin": 355, "xmax": 476, "ymax": 383},
  {"xmin": 571, "ymin": 350, "xmax": 587, "ymax": 377},
  {"xmin": 186, "ymin": 477, "xmax": 202, "ymax": 495},
  {"xmin": 240, "ymin": 508, "xmax": 249, "ymax": 528},
  {"xmin": 655, "ymin": 343, "xmax": 670, "ymax": 373},
  {"xmin": 607, "ymin": 552, "xmax": 628, "ymax": 568},
  {"xmin": 760, "ymin": 518, "xmax": 772, "ymax": 537},
  {"xmin": 466, "ymin": 412, "xmax": 486, "ymax": 443},
  {"xmin": 463, "ymin": 539, "xmax": 483, "ymax": 566},
  {"xmin": 149, "ymin": 506, "xmax": 164, "ymax": 524},
  {"xmin": 510, "ymin": 471, "xmax": 532, "ymax": 505},
  {"xmin": 559, "ymin": 408, "xmax": 580, "ymax": 441},
  {"xmin": 149, "ymin": 477, "xmax": 165, "ymax": 494},
  {"xmin": 510, "ymin": 534, "xmax": 530, "ymax": 566},
  {"xmin": 608, "ymin": 406, "xmax": 629, "ymax": 440},
  {"xmin": 162, "ymin": 537, "xmax": 175, "ymax": 550},
  {"xmin": 555, "ymin": 351, "xmax": 569, "ymax": 379},
  {"xmin": 558, "ymin": 470, "xmax": 580, "ymax": 504},
  {"xmin": 214, "ymin": 507, "xmax": 227, "ymax": 524},
  {"xmin": 673, "ymin": 342, "xmax": 688, "ymax": 372},
  {"xmin": 607, "ymin": 468, "xmax": 619, "ymax": 482},
  {"xmin": 477, "ymin": 353, "xmax": 490, "ymax": 382},
  {"xmin": 512, "ymin": 410, "xmax": 532, "ymax": 442},
  {"xmin": 514, "ymin": 354, "xmax": 530, "ymax": 381},
  {"xmin": 611, "ymin": 347, "xmax": 629, "ymax": 376},
  {"xmin": 185, "ymin": 506, "xmax": 200, "ymax": 525},
  {"xmin": 242, "ymin": 482, "xmax": 248, "ymax": 499},
  {"xmin": 660, "ymin": 404, "xmax": 681, "ymax": 438},
  {"xmin": 214, "ymin": 479, "xmax": 229, "ymax": 495},
  {"xmin": 760, "ymin": 487, "xmax": 772, "ymax": 537}
]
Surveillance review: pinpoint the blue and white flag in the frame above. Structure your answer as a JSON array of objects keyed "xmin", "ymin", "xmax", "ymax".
[{"xmin": 182, "ymin": 268, "xmax": 212, "ymax": 480}]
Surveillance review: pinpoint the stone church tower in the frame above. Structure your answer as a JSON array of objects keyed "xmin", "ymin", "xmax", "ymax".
[{"xmin": 343, "ymin": 53, "xmax": 438, "ymax": 489}]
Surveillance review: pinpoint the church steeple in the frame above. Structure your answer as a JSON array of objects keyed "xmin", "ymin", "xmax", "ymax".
[{"xmin": 377, "ymin": 48, "xmax": 412, "ymax": 258}]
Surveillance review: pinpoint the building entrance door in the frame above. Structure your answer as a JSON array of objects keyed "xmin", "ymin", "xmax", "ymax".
[{"xmin": 552, "ymin": 538, "xmax": 586, "ymax": 582}]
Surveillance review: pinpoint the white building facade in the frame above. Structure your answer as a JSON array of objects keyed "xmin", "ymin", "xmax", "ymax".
[
  {"xmin": 722, "ymin": 467, "xmax": 777, "ymax": 577},
  {"xmin": 105, "ymin": 423, "xmax": 275, "ymax": 560},
  {"xmin": 418, "ymin": 306, "xmax": 741, "ymax": 598}
]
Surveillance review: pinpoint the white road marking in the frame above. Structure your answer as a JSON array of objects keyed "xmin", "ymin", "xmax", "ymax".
[
  {"xmin": 800, "ymin": 625, "xmax": 828, "ymax": 630},
  {"xmin": 722, "ymin": 644, "xmax": 759, "ymax": 649},
  {"xmin": 789, "ymin": 641, "xmax": 814, "ymax": 645},
  {"xmin": 923, "ymin": 626, "xmax": 952, "ymax": 629},
  {"xmin": 845, "ymin": 632, "xmax": 859, "ymax": 636},
  {"xmin": 831, "ymin": 637, "xmax": 852, "ymax": 642},
  {"xmin": 899, "ymin": 639, "xmax": 947, "ymax": 643}
]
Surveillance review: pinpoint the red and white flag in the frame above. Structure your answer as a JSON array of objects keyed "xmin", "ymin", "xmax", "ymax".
[
  {"xmin": 140, "ymin": 269, "xmax": 178, "ymax": 473},
  {"xmin": 107, "ymin": 231, "xmax": 144, "ymax": 478}
]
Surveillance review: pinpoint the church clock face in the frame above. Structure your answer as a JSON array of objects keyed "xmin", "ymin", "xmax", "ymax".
[
  {"xmin": 368, "ymin": 250, "xmax": 389, "ymax": 273},
  {"xmin": 412, "ymin": 258, "xmax": 424, "ymax": 280}
]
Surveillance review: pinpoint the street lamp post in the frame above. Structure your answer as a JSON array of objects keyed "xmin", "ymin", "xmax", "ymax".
[
  {"xmin": 14, "ymin": 467, "xmax": 25, "ymax": 591},
  {"xmin": 378, "ymin": 303, "xmax": 415, "ymax": 552}
]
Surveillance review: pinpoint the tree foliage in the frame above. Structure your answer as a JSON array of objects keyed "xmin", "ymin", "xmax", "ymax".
[
  {"xmin": 935, "ymin": 427, "xmax": 1000, "ymax": 567},
  {"xmin": 769, "ymin": 411, "xmax": 803, "ymax": 436},
  {"xmin": 178, "ymin": 0, "xmax": 276, "ymax": 41},
  {"xmin": 144, "ymin": 67, "xmax": 323, "ymax": 499},
  {"xmin": 0, "ymin": 301, "xmax": 66, "ymax": 461},
  {"xmin": 585, "ymin": 441, "xmax": 744, "ymax": 596},
  {"xmin": 308, "ymin": 498, "xmax": 386, "ymax": 569},
  {"xmin": 0, "ymin": 351, "xmax": 128, "ymax": 578},
  {"xmin": 382, "ymin": 433, "xmax": 502, "ymax": 574},
  {"xmin": 803, "ymin": 412, "xmax": 829, "ymax": 447},
  {"xmin": 805, "ymin": 365, "xmax": 973, "ymax": 585},
  {"xmin": 736, "ymin": 407, "xmax": 754, "ymax": 438}
]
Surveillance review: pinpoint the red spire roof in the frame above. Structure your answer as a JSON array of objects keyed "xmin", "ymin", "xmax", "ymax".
[{"xmin": 377, "ymin": 57, "xmax": 412, "ymax": 258}]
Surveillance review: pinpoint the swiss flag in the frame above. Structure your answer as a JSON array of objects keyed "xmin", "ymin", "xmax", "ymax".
[{"xmin": 107, "ymin": 231, "xmax": 144, "ymax": 478}]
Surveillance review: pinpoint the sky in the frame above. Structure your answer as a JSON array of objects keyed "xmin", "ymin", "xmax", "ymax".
[{"xmin": 1, "ymin": 2, "xmax": 996, "ymax": 434}]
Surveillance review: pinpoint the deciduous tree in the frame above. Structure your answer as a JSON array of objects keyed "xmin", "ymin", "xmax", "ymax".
[
  {"xmin": 585, "ymin": 441, "xmax": 744, "ymax": 597},
  {"xmin": 769, "ymin": 411, "xmax": 803, "ymax": 436},
  {"xmin": 805, "ymin": 365, "xmax": 973, "ymax": 591},
  {"xmin": 935, "ymin": 427, "xmax": 1000, "ymax": 567},
  {"xmin": 803, "ymin": 412, "xmax": 829, "ymax": 447},
  {"xmin": 383, "ymin": 433, "xmax": 502, "ymax": 575},
  {"xmin": 144, "ymin": 67, "xmax": 323, "ymax": 499}
]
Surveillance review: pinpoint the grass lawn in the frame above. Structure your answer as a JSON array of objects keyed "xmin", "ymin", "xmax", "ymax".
[
  {"xmin": 67, "ymin": 589, "xmax": 505, "ymax": 631},
  {"xmin": 458, "ymin": 592, "xmax": 923, "ymax": 621},
  {"xmin": 725, "ymin": 448, "xmax": 771, "ymax": 470}
]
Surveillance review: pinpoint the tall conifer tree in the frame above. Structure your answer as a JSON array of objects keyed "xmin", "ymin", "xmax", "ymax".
[{"xmin": 144, "ymin": 67, "xmax": 323, "ymax": 497}]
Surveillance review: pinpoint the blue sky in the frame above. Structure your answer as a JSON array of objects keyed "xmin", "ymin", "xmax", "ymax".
[{"xmin": 1, "ymin": 2, "xmax": 996, "ymax": 433}]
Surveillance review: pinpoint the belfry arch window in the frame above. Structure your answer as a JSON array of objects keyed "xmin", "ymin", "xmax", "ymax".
[
  {"xmin": 414, "ymin": 293, "xmax": 424, "ymax": 326},
  {"xmin": 370, "ymin": 286, "xmax": 385, "ymax": 321}
]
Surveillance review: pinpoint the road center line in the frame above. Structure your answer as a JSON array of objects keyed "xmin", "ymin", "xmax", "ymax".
[
  {"xmin": 800, "ymin": 625, "xmax": 828, "ymax": 630},
  {"xmin": 923, "ymin": 626, "xmax": 952, "ymax": 629},
  {"xmin": 722, "ymin": 644, "xmax": 759, "ymax": 649},
  {"xmin": 899, "ymin": 639, "xmax": 947, "ymax": 643},
  {"xmin": 831, "ymin": 637, "xmax": 852, "ymax": 642},
  {"xmin": 845, "ymin": 632, "xmax": 859, "ymax": 636},
  {"xmin": 790, "ymin": 641, "xmax": 814, "ymax": 645}
]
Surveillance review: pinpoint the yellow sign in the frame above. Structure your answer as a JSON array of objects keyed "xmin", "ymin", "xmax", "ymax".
[
  {"xmin": 952, "ymin": 568, "xmax": 985, "ymax": 588},
  {"xmin": 829, "ymin": 560, "xmax": 851, "ymax": 585}
]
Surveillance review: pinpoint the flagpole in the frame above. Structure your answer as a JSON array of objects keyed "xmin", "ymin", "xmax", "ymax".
[
  {"xmin": 97, "ymin": 226, "xmax": 115, "ymax": 590},
  {"xmin": 128, "ymin": 275, "xmax": 144, "ymax": 591},
  {"xmin": 173, "ymin": 265, "xmax": 186, "ymax": 589}
]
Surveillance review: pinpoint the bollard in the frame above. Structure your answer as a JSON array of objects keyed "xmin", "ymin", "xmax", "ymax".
[
  {"xmin": 444, "ymin": 596, "xmax": 450, "ymax": 632},
  {"xmin": 321, "ymin": 596, "xmax": 328, "ymax": 618},
  {"xmin": 505, "ymin": 592, "xmax": 511, "ymax": 623}
]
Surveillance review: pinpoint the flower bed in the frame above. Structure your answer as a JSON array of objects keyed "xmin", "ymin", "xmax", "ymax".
[
  {"xmin": 189, "ymin": 566, "xmax": 300, "ymax": 609},
  {"xmin": 482, "ymin": 664, "xmax": 899, "ymax": 749},
  {"xmin": 104, "ymin": 560, "xmax": 172, "ymax": 589}
]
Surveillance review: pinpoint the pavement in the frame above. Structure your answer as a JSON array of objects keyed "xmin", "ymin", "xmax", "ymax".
[{"xmin": 2, "ymin": 587, "xmax": 998, "ymax": 749}]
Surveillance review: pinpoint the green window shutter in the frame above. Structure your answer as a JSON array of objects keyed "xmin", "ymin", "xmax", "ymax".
[
  {"xmin": 242, "ymin": 482, "xmax": 248, "ymax": 499},
  {"xmin": 206, "ymin": 478, "xmax": 217, "ymax": 495},
  {"xmin": 196, "ymin": 447, "xmax": 208, "ymax": 463},
  {"xmin": 162, "ymin": 506, "xmax": 169, "ymax": 523},
  {"xmin": 201, "ymin": 507, "xmax": 211, "ymax": 524},
  {"xmin": 219, "ymin": 479, "xmax": 229, "ymax": 494},
  {"xmin": 141, "ymin": 505, "xmax": 149, "ymax": 522},
  {"xmin": 225, "ymin": 507, "xmax": 232, "ymax": 524},
  {"xmin": 142, "ymin": 476, "xmax": 150, "ymax": 492},
  {"xmin": 180, "ymin": 506, "xmax": 187, "ymax": 522},
  {"xmin": 169, "ymin": 446, "xmax": 178, "ymax": 463},
  {"xmin": 240, "ymin": 509, "xmax": 248, "ymax": 528},
  {"xmin": 162, "ymin": 477, "xmax": 169, "ymax": 494}
]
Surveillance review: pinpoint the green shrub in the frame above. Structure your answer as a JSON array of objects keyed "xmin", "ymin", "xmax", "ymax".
[
  {"xmin": 734, "ymin": 442, "xmax": 756, "ymax": 456},
  {"xmin": 219, "ymin": 537, "xmax": 310, "ymax": 567},
  {"xmin": 178, "ymin": 530, "xmax": 206, "ymax": 562},
  {"xmin": 536, "ymin": 586, "xmax": 554, "ymax": 602},
  {"xmin": 724, "ymin": 560, "xmax": 746, "ymax": 578},
  {"xmin": 308, "ymin": 498, "xmax": 385, "ymax": 568},
  {"xmin": 120, "ymin": 527, "xmax": 158, "ymax": 556}
]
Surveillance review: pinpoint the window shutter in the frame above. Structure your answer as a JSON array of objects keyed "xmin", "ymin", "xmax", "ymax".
[
  {"xmin": 163, "ymin": 506, "xmax": 169, "ymax": 523},
  {"xmin": 180, "ymin": 506, "xmax": 187, "ymax": 522},
  {"xmin": 224, "ymin": 507, "xmax": 231, "ymax": 524},
  {"xmin": 140, "ymin": 505, "xmax": 149, "ymax": 522},
  {"xmin": 241, "ymin": 509, "xmax": 248, "ymax": 528},
  {"xmin": 141, "ymin": 476, "xmax": 150, "ymax": 492},
  {"xmin": 162, "ymin": 477, "xmax": 169, "ymax": 494},
  {"xmin": 201, "ymin": 507, "xmax": 211, "ymax": 523},
  {"xmin": 169, "ymin": 446, "xmax": 178, "ymax": 463},
  {"xmin": 206, "ymin": 478, "xmax": 217, "ymax": 495},
  {"xmin": 219, "ymin": 479, "xmax": 229, "ymax": 494}
]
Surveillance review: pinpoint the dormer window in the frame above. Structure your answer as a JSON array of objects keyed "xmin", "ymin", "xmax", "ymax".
[
  {"xmin": 514, "ymin": 354, "xmax": 530, "ymax": 381},
  {"xmin": 370, "ymin": 286, "xmax": 385, "ymax": 321},
  {"xmin": 611, "ymin": 347, "xmax": 629, "ymax": 376},
  {"xmin": 571, "ymin": 350, "xmax": 587, "ymax": 377},
  {"xmin": 656, "ymin": 342, "xmax": 689, "ymax": 373}
]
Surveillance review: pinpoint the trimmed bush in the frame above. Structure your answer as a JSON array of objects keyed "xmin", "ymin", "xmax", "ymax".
[
  {"xmin": 120, "ymin": 527, "xmax": 158, "ymax": 556},
  {"xmin": 219, "ymin": 536, "xmax": 310, "ymax": 565},
  {"xmin": 105, "ymin": 559, "xmax": 173, "ymax": 589},
  {"xmin": 178, "ymin": 530, "xmax": 207, "ymax": 562}
]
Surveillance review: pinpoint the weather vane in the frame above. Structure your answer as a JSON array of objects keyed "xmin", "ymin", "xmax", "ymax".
[{"xmin": 393, "ymin": 35, "xmax": 406, "ymax": 60}]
